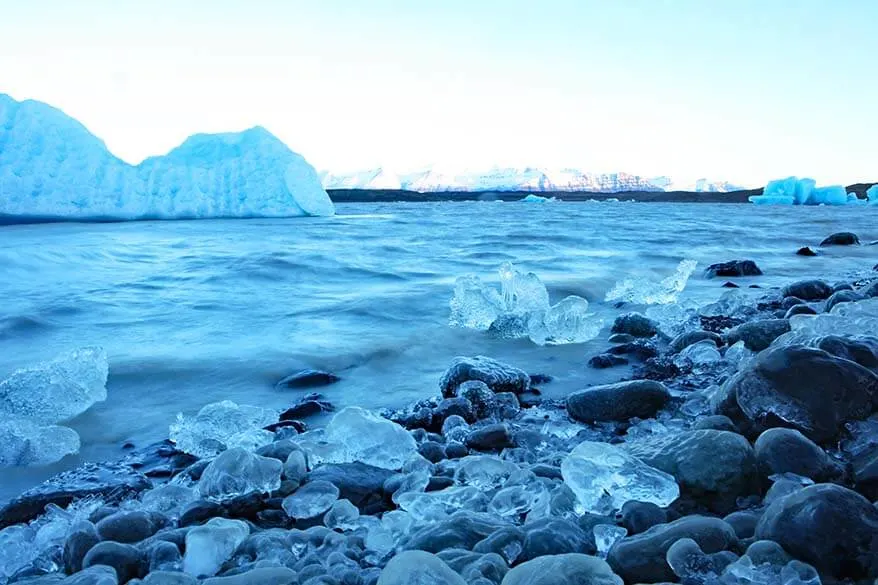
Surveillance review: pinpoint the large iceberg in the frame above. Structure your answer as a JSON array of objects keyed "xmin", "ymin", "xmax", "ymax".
[
  {"xmin": 0, "ymin": 93, "xmax": 334, "ymax": 222},
  {"xmin": 749, "ymin": 176, "xmax": 861, "ymax": 206},
  {"xmin": 867, "ymin": 184, "xmax": 878, "ymax": 204}
]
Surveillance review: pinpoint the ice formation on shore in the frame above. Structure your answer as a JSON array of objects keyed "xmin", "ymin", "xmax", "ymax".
[
  {"xmin": 169, "ymin": 400, "xmax": 277, "ymax": 458},
  {"xmin": 605, "ymin": 259, "xmax": 698, "ymax": 305},
  {"xmin": 0, "ymin": 347, "xmax": 108, "ymax": 467},
  {"xmin": 450, "ymin": 262, "xmax": 603, "ymax": 344},
  {"xmin": 749, "ymin": 176, "xmax": 869, "ymax": 206}
]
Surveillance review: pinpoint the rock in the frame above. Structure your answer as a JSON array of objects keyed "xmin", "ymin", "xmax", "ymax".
[
  {"xmin": 378, "ymin": 550, "xmax": 467, "ymax": 585},
  {"xmin": 607, "ymin": 333, "xmax": 635, "ymax": 344},
  {"xmin": 466, "ymin": 424, "xmax": 516, "ymax": 451},
  {"xmin": 566, "ymin": 381, "xmax": 670, "ymax": 424},
  {"xmin": 704, "ymin": 260, "xmax": 763, "ymax": 279},
  {"xmin": 473, "ymin": 527, "xmax": 526, "ymax": 563},
  {"xmin": 183, "ymin": 518, "xmax": 249, "ymax": 577},
  {"xmin": 721, "ymin": 281, "xmax": 739, "ymax": 288},
  {"xmin": 796, "ymin": 246, "xmax": 818, "ymax": 256},
  {"xmin": 529, "ymin": 373, "xmax": 553, "ymax": 385},
  {"xmin": 754, "ymin": 428, "xmax": 840, "ymax": 481},
  {"xmin": 825, "ymin": 289, "xmax": 865, "ymax": 312},
  {"xmin": 501, "ymin": 553, "xmax": 622, "ymax": 585},
  {"xmin": 198, "ymin": 448, "xmax": 282, "ymax": 501},
  {"xmin": 434, "ymin": 397, "xmax": 476, "ymax": 425},
  {"xmin": 202, "ymin": 567, "xmax": 297, "ymax": 585},
  {"xmin": 784, "ymin": 304, "xmax": 816, "ymax": 319},
  {"xmin": 692, "ymin": 415, "xmax": 737, "ymax": 432},
  {"xmin": 863, "ymin": 280, "xmax": 878, "ymax": 298},
  {"xmin": 724, "ymin": 319, "xmax": 790, "ymax": 352},
  {"xmin": 520, "ymin": 518, "xmax": 593, "ymax": 561},
  {"xmin": 606, "ymin": 516, "xmax": 738, "ymax": 583},
  {"xmin": 587, "ymin": 354, "xmax": 629, "ymax": 369},
  {"xmin": 282, "ymin": 480, "xmax": 339, "ymax": 520},
  {"xmin": 820, "ymin": 231, "xmax": 860, "ymax": 246},
  {"xmin": 418, "ymin": 441, "xmax": 446, "ymax": 464},
  {"xmin": 146, "ymin": 540, "xmax": 182, "ymax": 572},
  {"xmin": 96, "ymin": 511, "xmax": 164, "ymax": 544},
  {"xmin": 64, "ymin": 521, "xmax": 101, "ymax": 573},
  {"xmin": 275, "ymin": 369, "xmax": 340, "ymax": 389},
  {"xmin": 723, "ymin": 511, "xmax": 760, "ymax": 539},
  {"xmin": 626, "ymin": 430, "xmax": 757, "ymax": 511},
  {"xmin": 304, "ymin": 462, "xmax": 394, "ymax": 510},
  {"xmin": 458, "ymin": 381, "xmax": 496, "ymax": 419},
  {"xmin": 254, "ymin": 439, "xmax": 302, "ymax": 463},
  {"xmin": 0, "ymin": 463, "xmax": 151, "ymax": 529},
  {"xmin": 444, "ymin": 442, "xmax": 469, "ymax": 459},
  {"xmin": 65, "ymin": 565, "xmax": 119, "ymax": 585},
  {"xmin": 440, "ymin": 356, "xmax": 530, "ymax": 398},
  {"xmin": 781, "ymin": 279, "xmax": 833, "ymax": 301},
  {"xmin": 82, "ymin": 541, "xmax": 144, "ymax": 583},
  {"xmin": 619, "ymin": 501, "xmax": 666, "ymax": 536},
  {"xmin": 606, "ymin": 341, "xmax": 658, "ymax": 361},
  {"xmin": 278, "ymin": 395, "xmax": 333, "ymax": 420},
  {"xmin": 815, "ymin": 335, "xmax": 878, "ymax": 369},
  {"xmin": 143, "ymin": 572, "xmax": 198, "ymax": 585},
  {"xmin": 755, "ymin": 483, "xmax": 878, "ymax": 579},
  {"xmin": 668, "ymin": 331, "xmax": 722, "ymax": 354},
  {"xmin": 719, "ymin": 345, "xmax": 878, "ymax": 443},
  {"xmin": 178, "ymin": 500, "xmax": 223, "ymax": 528},
  {"xmin": 610, "ymin": 313, "xmax": 658, "ymax": 338},
  {"xmin": 405, "ymin": 512, "xmax": 507, "ymax": 553}
]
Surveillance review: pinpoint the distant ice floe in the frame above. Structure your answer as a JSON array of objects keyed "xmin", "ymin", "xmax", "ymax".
[
  {"xmin": 449, "ymin": 262, "xmax": 603, "ymax": 345},
  {"xmin": 0, "ymin": 347, "xmax": 108, "ymax": 467},
  {"xmin": 749, "ymin": 176, "xmax": 875, "ymax": 206},
  {"xmin": 519, "ymin": 194, "xmax": 557, "ymax": 203},
  {"xmin": 605, "ymin": 259, "xmax": 698, "ymax": 305}
]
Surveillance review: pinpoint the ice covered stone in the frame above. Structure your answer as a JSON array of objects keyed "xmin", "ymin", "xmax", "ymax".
[
  {"xmin": 377, "ymin": 550, "xmax": 467, "ymax": 585},
  {"xmin": 646, "ymin": 301, "xmax": 701, "ymax": 337},
  {"xmin": 594, "ymin": 524, "xmax": 627, "ymax": 559},
  {"xmin": 561, "ymin": 441, "xmax": 679, "ymax": 514},
  {"xmin": 442, "ymin": 415, "xmax": 471, "ymax": 443},
  {"xmin": 674, "ymin": 340, "xmax": 722, "ymax": 372},
  {"xmin": 489, "ymin": 486, "xmax": 537, "ymax": 518},
  {"xmin": 0, "ymin": 347, "xmax": 108, "ymax": 424},
  {"xmin": 170, "ymin": 400, "xmax": 277, "ymax": 458},
  {"xmin": 282, "ymin": 480, "xmax": 339, "ymax": 520},
  {"xmin": 324, "ymin": 499, "xmax": 360, "ymax": 531},
  {"xmin": 502, "ymin": 553, "xmax": 623, "ymax": 585},
  {"xmin": 0, "ymin": 418, "xmax": 80, "ymax": 467},
  {"xmin": 774, "ymin": 298, "xmax": 878, "ymax": 347},
  {"xmin": 454, "ymin": 455, "xmax": 519, "ymax": 490},
  {"xmin": 140, "ymin": 484, "xmax": 199, "ymax": 517},
  {"xmin": 391, "ymin": 470, "xmax": 431, "ymax": 504},
  {"xmin": 183, "ymin": 517, "xmax": 249, "ymax": 577},
  {"xmin": 198, "ymin": 447, "xmax": 282, "ymax": 501},
  {"xmin": 605, "ymin": 259, "xmax": 698, "ymax": 305},
  {"xmin": 724, "ymin": 341, "xmax": 753, "ymax": 370},
  {"xmin": 396, "ymin": 486, "xmax": 488, "ymax": 523}
]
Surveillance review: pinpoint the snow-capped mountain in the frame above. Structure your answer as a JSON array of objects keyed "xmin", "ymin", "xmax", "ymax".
[{"xmin": 321, "ymin": 166, "xmax": 746, "ymax": 193}]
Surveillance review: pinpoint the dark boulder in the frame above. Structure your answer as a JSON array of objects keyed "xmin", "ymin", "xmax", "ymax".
[
  {"xmin": 434, "ymin": 397, "xmax": 476, "ymax": 424},
  {"xmin": 303, "ymin": 462, "xmax": 393, "ymax": 511},
  {"xmin": 275, "ymin": 369, "xmax": 340, "ymax": 389},
  {"xmin": 863, "ymin": 280, "xmax": 878, "ymax": 298},
  {"xmin": 820, "ymin": 231, "xmax": 860, "ymax": 246},
  {"xmin": 796, "ymin": 246, "xmax": 818, "ymax": 256},
  {"xmin": 440, "ymin": 356, "xmax": 530, "ymax": 398},
  {"xmin": 814, "ymin": 335, "xmax": 878, "ymax": 369},
  {"xmin": 566, "ymin": 380, "xmax": 670, "ymax": 423},
  {"xmin": 784, "ymin": 304, "xmax": 816, "ymax": 319},
  {"xmin": 82, "ymin": 541, "xmax": 145, "ymax": 583},
  {"xmin": 64, "ymin": 521, "xmax": 101, "ymax": 573},
  {"xmin": 520, "ymin": 517, "xmax": 594, "ymax": 561},
  {"xmin": 704, "ymin": 260, "xmax": 763, "ymax": 279},
  {"xmin": 96, "ymin": 510, "xmax": 166, "ymax": 544},
  {"xmin": 465, "ymin": 424, "xmax": 515, "ymax": 451},
  {"xmin": 619, "ymin": 501, "xmax": 667, "ymax": 535},
  {"xmin": 404, "ymin": 511, "xmax": 507, "ymax": 553},
  {"xmin": 587, "ymin": 354, "xmax": 629, "ymax": 369},
  {"xmin": 668, "ymin": 330, "xmax": 722, "ymax": 354},
  {"xmin": 610, "ymin": 313, "xmax": 659, "ymax": 338},
  {"xmin": 753, "ymin": 428, "xmax": 841, "ymax": 481},
  {"xmin": 724, "ymin": 319, "xmax": 790, "ymax": 351},
  {"xmin": 606, "ymin": 341, "xmax": 658, "ymax": 361},
  {"xmin": 825, "ymin": 289, "xmax": 865, "ymax": 312},
  {"xmin": 781, "ymin": 279, "xmax": 833, "ymax": 301}
]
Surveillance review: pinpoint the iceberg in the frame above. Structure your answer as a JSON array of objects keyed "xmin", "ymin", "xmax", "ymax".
[
  {"xmin": 749, "ymin": 176, "xmax": 861, "ymax": 206},
  {"xmin": 520, "ymin": 194, "xmax": 557, "ymax": 203},
  {"xmin": 0, "ymin": 93, "xmax": 334, "ymax": 222},
  {"xmin": 867, "ymin": 184, "xmax": 878, "ymax": 204}
]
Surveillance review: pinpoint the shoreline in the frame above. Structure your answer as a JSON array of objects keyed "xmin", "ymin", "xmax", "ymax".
[{"xmin": 1, "ymin": 234, "xmax": 877, "ymax": 584}]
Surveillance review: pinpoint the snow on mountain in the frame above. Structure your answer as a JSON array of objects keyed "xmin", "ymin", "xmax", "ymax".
[
  {"xmin": 0, "ymin": 94, "xmax": 334, "ymax": 221},
  {"xmin": 322, "ymin": 165, "xmax": 744, "ymax": 193}
]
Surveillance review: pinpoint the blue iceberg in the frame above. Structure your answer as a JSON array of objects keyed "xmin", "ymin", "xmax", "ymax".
[{"xmin": 749, "ymin": 176, "xmax": 864, "ymax": 206}]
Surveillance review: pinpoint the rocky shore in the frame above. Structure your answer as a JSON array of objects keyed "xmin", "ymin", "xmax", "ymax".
[{"xmin": 1, "ymin": 232, "xmax": 878, "ymax": 585}]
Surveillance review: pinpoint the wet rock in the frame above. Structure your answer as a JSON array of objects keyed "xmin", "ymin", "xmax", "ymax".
[
  {"xmin": 254, "ymin": 439, "xmax": 302, "ymax": 463},
  {"xmin": 64, "ymin": 521, "xmax": 101, "ymax": 573},
  {"xmin": 517, "ymin": 391, "xmax": 542, "ymax": 409},
  {"xmin": 275, "ymin": 369, "xmax": 340, "ymax": 389},
  {"xmin": 704, "ymin": 260, "xmax": 763, "ymax": 279},
  {"xmin": 781, "ymin": 279, "xmax": 833, "ymax": 301},
  {"xmin": 178, "ymin": 500, "xmax": 223, "ymax": 528},
  {"xmin": 458, "ymin": 381, "xmax": 496, "ymax": 419},
  {"xmin": 756, "ymin": 483, "xmax": 878, "ymax": 580},
  {"xmin": 528, "ymin": 373, "xmax": 553, "ymax": 385},
  {"xmin": 82, "ymin": 541, "xmax": 144, "ymax": 583},
  {"xmin": 65, "ymin": 565, "xmax": 119, "ymax": 585},
  {"xmin": 607, "ymin": 333, "xmax": 636, "ymax": 344},
  {"xmin": 754, "ymin": 428, "xmax": 841, "ymax": 481},
  {"xmin": 304, "ymin": 462, "xmax": 393, "ymax": 510},
  {"xmin": 863, "ymin": 280, "xmax": 878, "ymax": 298},
  {"xmin": 718, "ymin": 345, "xmax": 878, "ymax": 443},
  {"xmin": 607, "ymin": 516, "xmax": 737, "ymax": 583},
  {"xmin": 619, "ymin": 501, "xmax": 666, "ymax": 536},
  {"xmin": 146, "ymin": 540, "xmax": 182, "ymax": 572},
  {"xmin": 404, "ymin": 511, "xmax": 508, "ymax": 553},
  {"xmin": 566, "ymin": 380, "xmax": 670, "ymax": 424},
  {"xmin": 520, "ymin": 517, "xmax": 594, "ymax": 561},
  {"xmin": 96, "ymin": 511, "xmax": 166, "ymax": 544},
  {"xmin": 466, "ymin": 423, "xmax": 516, "ymax": 451},
  {"xmin": 668, "ymin": 331, "xmax": 722, "ymax": 354},
  {"xmin": 587, "ymin": 354, "xmax": 629, "ymax": 369},
  {"xmin": 278, "ymin": 394, "xmax": 334, "ymax": 420},
  {"xmin": 418, "ymin": 441, "xmax": 446, "ymax": 463},
  {"xmin": 606, "ymin": 341, "xmax": 658, "ymax": 361},
  {"xmin": 783, "ymin": 304, "xmax": 816, "ymax": 319},
  {"xmin": 820, "ymin": 231, "xmax": 860, "ymax": 246},
  {"xmin": 722, "ymin": 511, "xmax": 759, "ymax": 539},
  {"xmin": 200, "ymin": 567, "xmax": 298, "ymax": 585},
  {"xmin": 440, "ymin": 356, "xmax": 531, "ymax": 398},
  {"xmin": 0, "ymin": 463, "xmax": 151, "ymax": 529},
  {"xmin": 815, "ymin": 335, "xmax": 878, "ymax": 369},
  {"xmin": 611, "ymin": 313, "xmax": 659, "ymax": 338},
  {"xmin": 796, "ymin": 246, "xmax": 818, "ymax": 256},
  {"xmin": 444, "ymin": 442, "xmax": 469, "ymax": 459},
  {"xmin": 434, "ymin": 397, "xmax": 476, "ymax": 425},
  {"xmin": 378, "ymin": 550, "xmax": 466, "ymax": 585},
  {"xmin": 692, "ymin": 415, "xmax": 737, "ymax": 432},
  {"xmin": 143, "ymin": 572, "xmax": 198, "ymax": 585},
  {"xmin": 825, "ymin": 289, "xmax": 865, "ymax": 312},
  {"xmin": 721, "ymin": 281, "xmax": 739, "ymax": 288},
  {"xmin": 724, "ymin": 319, "xmax": 790, "ymax": 352},
  {"xmin": 501, "ymin": 553, "xmax": 622, "ymax": 585}
]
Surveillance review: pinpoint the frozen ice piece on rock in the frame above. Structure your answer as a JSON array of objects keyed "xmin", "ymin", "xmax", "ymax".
[
  {"xmin": 140, "ymin": 484, "xmax": 199, "ymax": 517},
  {"xmin": 774, "ymin": 298, "xmax": 878, "ymax": 347},
  {"xmin": 440, "ymin": 356, "xmax": 530, "ymax": 397},
  {"xmin": 454, "ymin": 455, "xmax": 520, "ymax": 490},
  {"xmin": 377, "ymin": 550, "xmax": 467, "ymax": 585},
  {"xmin": 532, "ymin": 296, "xmax": 603, "ymax": 345},
  {"xmin": 561, "ymin": 441, "xmax": 679, "ymax": 514},
  {"xmin": 170, "ymin": 400, "xmax": 277, "ymax": 458},
  {"xmin": 0, "ymin": 347, "xmax": 108, "ymax": 423},
  {"xmin": 183, "ymin": 517, "xmax": 249, "ymax": 577},
  {"xmin": 396, "ymin": 486, "xmax": 489, "ymax": 523},
  {"xmin": 594, "ymin": 525, "xmax": 628, "ymax": 559},
  {"xmin": 0, "ymin": 418, "xmax": 80, "ymax": 467},
  {"xmin": 605, "ymin": 260, "xmax": 697, "ymax": 305},
  {"xmin": 324, "ymin": 498, "xmax": 360, "ymax": 531},
  {"xmin": 282, "ymin": 480, "xmax": 339, "ymax": 520},
  {"xmin": 674, "ymin": 340, "xmax": 722, "ymax": 371},
  {"xmin": 198, "ymin": 447, "xmax": 282, "ymax": 501}
]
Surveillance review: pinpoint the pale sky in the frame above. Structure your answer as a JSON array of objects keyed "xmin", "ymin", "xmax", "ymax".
[{"xmin": 2, "ymin": 0, "xmax": 877, "ymax": 186}]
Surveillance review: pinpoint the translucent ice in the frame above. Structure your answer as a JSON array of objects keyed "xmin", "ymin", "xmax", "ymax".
[
  {"xmin": 198, "ymin": 447, "xmax": 283, "ymax": 501},
  {"xmin": 561, "ymin": 441, "xmax": 680, "ymax": 514},
  {"xmin": 454, "ymin": 455, "xmax": 519, "ymax": 490},
  {"xmin": 533, "ymin": 296, "xmax": 604, "ymax": 345},
  {"xmin": 489, "ymin": 486, "xmax": 536, "ymax": 518},
  {"xmin": 867, "ymin": 184, "xmax": 878, "ymax": 203},
  {"xmin": 0, "ymin": 347, "xmax": 108, "ymax": 423},
  {"xmin": 594, "ymin": 524, "xmax": 627, "ymax": 558},
  {"xmin": 282, "ymin": 480, "xmax": 339, "ymax": 520},
  {"xmin": 449, "ymin": 275, "xmax": 504, "ymax": 329},
  {"xmin": 674, "ymin": 340, "xmax": 722, "ymax": 372},
  {"xmin": 170, "ymin": 400, "xmax": 277, "ymax": 458},
  {"xmin": 140, "ymin": 484, "xmax": 199, "ymax": 518},
  {"xmin": 183, "ymin": 517, "xmax": 249, "ymax": 577},
  {"xmin": 396, "ymin": 486, "xmax": 488, "ymax": 523},
  {"xmin": 499, "ymin": 262, "xmax": 551, "ymax": 314},
  {"xmin": 391, "ymin": 470, "xmax": 431, "ymax": 504},
  {"xmin": 324, "ymin": 499, "xmax": 360, "ymax": 531},
  {"xmin": 750, "ymin": 176, "xmax": 854, "ymax": 206},
  {"xmin": 0, "ymin": 418, "xmax": 80, "ymax": 467},
  {"xmin": 605, "ymin": 259, "xmax": 698, "ymax": 305},
  {"xmin": 646, "ymin": 301, "xmax": 701, "ymax": 337},
  {"xmin": 773, "ymin": 298, "xmax": 878, "ymax": 347}
]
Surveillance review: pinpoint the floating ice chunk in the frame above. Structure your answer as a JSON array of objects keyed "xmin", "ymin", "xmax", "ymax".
[
  {"xmin": 324, "ymin": 499, "xmax": 360, "ymax": 531},
  {"xmin": 170, "ymin": 400, "xmax": 277, "ymax": 458},
  {"xmin": 867, "ymin": 184, "xmax": 878, "ymax": 203},
  {"xmin": 140, "ymin": 484, "xmax": 199, "ymax": 517},
  {"xmin": 520, "ymin": 194, "xmax": 556, "ymax": 203},
  {"xmin": 0, "ymin": 418, "xmax": 80, "ymax": 467},
  {"xmin": 750, "ymin": 195, "xmax": 795, "ymax": 205},
  {"xmin": 450, "ymin": 275, "xmax": 504, "ymax": 329},
  {"xmin": 645, "ymin": 301, "xmax": 701, "ymax": 337},
  {"xmin": 499, "ymin": 262, "xmax": 551, "ymax": 314},
  {"xmin": 0, "ymin": 347, "xmax": 108, "ymax": 424},
  {"xmin": 454, "ymin": 455, "xmax": 520, "ymax": 490},
  {"xmin": 198, "ymin": 447, "xmax": 283, "ymax": 501},
  {"xmin": 561, "ymin": 441, "xmax": 679, "ymax": 514},
  {"xmin": 674, "ymin": 340, "xmax": 722, "ymax": 372},
  {"xmin": 282, "ymin": 480, "xmax": 339, "ymax": 520},
  {"xmin": 605, "ymin": 260, "xmax": 698, "ymax": 305},
  {"xmin": 810, "ymin": 185, "xmax": 848, "ymax": 206},
  {"xmin": 299, "ymin": 407, "xmax": 417, "ymax": 470},
  {"xmin": 533, "ymin": 296, "xmax": 603, "ymax": 345},
  {"xmin": 594, "ymin": 524, "xmax": 627, "ymax": 558},
  {"xmin": 751, "ymin": 176, "xmax": 854, "ymax": 206},
  {"xmin": 183, "ymin": 517, "xmax": 249, "ymax": 577}
]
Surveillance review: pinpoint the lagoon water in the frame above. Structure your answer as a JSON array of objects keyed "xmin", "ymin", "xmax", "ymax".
[{"xmin": 1, "ymin": 201, "xmax": 875, "ymax": 501}]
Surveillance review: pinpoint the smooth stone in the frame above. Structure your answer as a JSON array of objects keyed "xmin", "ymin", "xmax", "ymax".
[
  {"xmin": 520, "ymin": 518, "xmax": 594, "ymax": 562},
  {"xmin": 142, "ymin": 572, "xmax": 198, "ymax": 585},
  {"xmin": 378, "ymin": 550, "xmax": 466, "ymax": 585},
  {"xmin": 64, "ymin": 521, "xmax": 101, "ymax": 573},
  {"xmin": 781, "ymin": 279, "xmax": 833, "ymax": 301},
  {"xmin": 820, "ymin": 231, "xmax": 860, "ymax": 246},
  {"xmin": 795, "ymin": 246, "xmax": 818, "ymax": 256},
  {"xmin": 862, "ymin": 280, "xmax": 878, "ymax": 298},
  {"xmin": 275, "ymin": 369, "xmax": 340, "ymax": 389},
  {"xmin": 587, "ymin": 354, "xmax": 629, "ymax": 369},
  {"xmin": 607, "ymin": 333, "xmax": 636, "ymax": 344},
  {"xmin": 444, "ymin": 442, "xmax": 469, "ymax": 459},
  {"xmin": 724, "ymin": 319, "xmax": 790, "ymax": 351},
  {"xmin": 756, "ymin": 483, "xmax": 878, "ymax": 579},
  {"xmin": 65, "ymin": 565, "xmax": 119, "ymax": 585},
  {"xmin": 434, "ymin": 397, "xmax": 476, "ymax": 424},
  {"xmin": 606, "ymin": 341, "xmax": 657, "ymax": 360},
  {"xmin": 255, "ymin": 440, "xmax": 303, "ymax": 463},
  {"xmin": 202, "ymin": 567, "xmax": 298, "ymax": 585},
  {"xmin": 304, "ymin": 462, "xmax": 393, "ymax": 510},
  {"xmin": 704, "ymin": 260, "xmax": 763, "ymax": 279},
  {"xmin": 178, "ymin": 500, "xmax": 223, "ymax": 528},
  {"xmin": 566, "ymin": 380, "xmax": 670, "ymax": 423},
  {"xmin": 825, "ymin": 289, "xmax": 865, "ymax": 312},
  {"xmin": 691, "ymin": 415, "xmax": 737, "ymax": 433},
  {"xmin": 404, "ymin": 512, "xmax": 508, "ymax": 553},
  {"xmin": 668, "ymin": 331, "xmax": 722, "ymax": 354},
  {"xmin": 784, "ymin": 304, "xmax": 817, "ymax": 319},
  {"xmin": 440, "ymin": 356, "xmax": 530, "ymax": 398},
  {"xmin": 96, "ymin": 511, "xmax": 165, "ymax": 544},
  {"xmin": 610, "ymin": 313, "xmax": 658, "ymax": 338},
  {"xmin": 754, "ymin": 427, "xmax": 841, "ymax": 481},
  {"xmin": 82, "ymin": 541, "xmax": 144, "ymax": 583},
  {"xmin": 501, "ymin": 553, "xmax": 622, "ymax": 585},
  {"xmin": 473, "ymin": 527, "xmax": 526, "ymax": 562},
  {"xmin": 418, "ymin": 441, "xmax": 446, "ymax": 463},
  {"xmin": 619, "ymin": 501, "xmax": 667, "ymax": 535},
  {"xmin": 815, "ymin": 334, "xmax": 878, "ymax": 369},
  {"xmin": 722, "ymin": 511, "xmax": 760, "ymax": 539},
  {"xmin": 465, "ymin": 424, "xmax": 516, "ymax": 451}
]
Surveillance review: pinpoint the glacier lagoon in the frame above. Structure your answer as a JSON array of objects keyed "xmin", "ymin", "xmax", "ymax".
[{"xmin": 1, "ymin": 201, "xmax": 876, "ymax": 501}]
